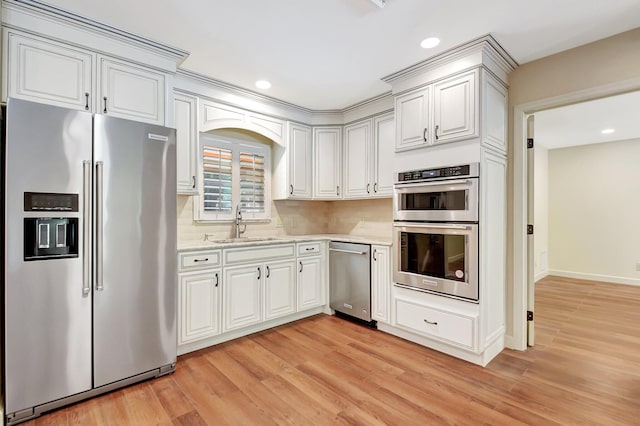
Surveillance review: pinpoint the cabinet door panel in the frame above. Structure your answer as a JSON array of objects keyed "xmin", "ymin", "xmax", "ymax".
[
  {"xmin": 179, "ymin": 270, "xmax": 220, "ymax": 344},
  {"xmin": 343, "ymin": 120, "xmax": 372, "ymax": 198},
  {"xmin": 174, "ymin": 92, "xmax": 198, "ymax": 194},
  {"xmin": 313, "ymin": 127, "xmax": 342, "ymax": 199},
  {"xmin": 100, "ymin": 58, "xmax": 165, "ymax": 125},
  {"xmin": 224, "ymin": 265, "xmax": 262, "ymax": 331},
  {"xmin": 7, "ymin": 32, "xmax": 93, "ymax": 111},
  {"xmin": 433, "ymin": 71, "xmax": 477, "ymax": 144},
  {"xmin": 371, "ymin": 246, "xmax": 390, "ymax": 323},
  {"xmin": 298, "ymin": 257, "xmax": 323, "ymax": 310},
  {"xmin": 288, "ymin": 123, "xmax": 312, "ymax": 198},
  {"xmin": 395, "ymin": 88, "xmax": 429, "ymax": 152},
  {"xmin": 373, "ymin": 113, "xmax": 395, "ymax": 197},
  {"xmin": 264, "ymin": 260, "xmax": 297, "ymax": 320}
]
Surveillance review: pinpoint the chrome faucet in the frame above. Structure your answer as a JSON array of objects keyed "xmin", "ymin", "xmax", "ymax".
[{"xmin": 235, "ymin": 204, "xmax": 246, "ymax": 238}]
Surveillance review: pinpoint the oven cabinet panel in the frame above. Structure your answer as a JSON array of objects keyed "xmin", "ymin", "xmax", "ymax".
[
  {"xmin": 394, "ymin": 294, "xmax": 478, "ymax": 351},
  {"xmin": 371, "ymin": 245, "xmax": 391, "ymax": 324},
  {"xmin": 480, "ymin": 69, "xmax": 508, "ymax": 154}
]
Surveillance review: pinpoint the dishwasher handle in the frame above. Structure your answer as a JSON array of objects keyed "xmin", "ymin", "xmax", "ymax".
[{"xmin": 329, "ymin": 248, "xmax": 367, "ymax": 255}]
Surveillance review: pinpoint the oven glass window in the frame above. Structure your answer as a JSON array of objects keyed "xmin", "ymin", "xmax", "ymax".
[
  {"xmin": 400, "ymin": 190, "xmax": 466, "ymax": 211},
  {"xmin": 400, "ymin": 232, "xmax": 466, "ymax": 281}
]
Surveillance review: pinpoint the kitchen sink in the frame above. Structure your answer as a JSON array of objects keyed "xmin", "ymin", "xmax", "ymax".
[{"xmin": 209, "ymin": 237, "xmax": 281, "ymax": 244}]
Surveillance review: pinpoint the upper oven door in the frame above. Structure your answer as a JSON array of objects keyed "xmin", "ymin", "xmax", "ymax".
[{"xmin": 393, "ymin": 178, "xmax": 478, "ymax": 222}]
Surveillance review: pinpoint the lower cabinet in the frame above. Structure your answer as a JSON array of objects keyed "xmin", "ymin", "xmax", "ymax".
[
  {"xmin": 223, "ymin": 264, "xmax": 263, "ymax": 332},
  {"xmin": 297, "ymin": 256, "xmax": 323, "ymax": 310},
  {"xmin": 264, "ymin": 260, "xmax": 297, "ymax": 320},
  {"xmin": 371, "ymin": 245, "xmax": 390, "ymax": 323},
  {"xmin": 178, "ymin": 269, "xmax": 221, "ymax": 345}
]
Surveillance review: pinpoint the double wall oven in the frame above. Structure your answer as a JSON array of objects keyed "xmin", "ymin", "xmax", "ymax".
[{"xmin": 393, "ymin": 164, "xmax": 479, "ymax": 302}]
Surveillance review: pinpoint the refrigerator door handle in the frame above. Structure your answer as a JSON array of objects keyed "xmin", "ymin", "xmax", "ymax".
[
  {"xmin": 82, "ymin": 161, "xmax": 91, "ymax": 295},
  {"xmin": 96, "ymin": 161, "xmax": 104, "ymax": 291}
]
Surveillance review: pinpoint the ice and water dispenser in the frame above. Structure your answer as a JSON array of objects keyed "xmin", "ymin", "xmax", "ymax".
[{"xmin": 23, "ymin": 192, "xmax": 79, "ymax": 260}]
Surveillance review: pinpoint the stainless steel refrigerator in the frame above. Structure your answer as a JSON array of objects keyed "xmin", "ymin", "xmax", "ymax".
[{"xmin": 3, "ymin": 98, "xmax": 177, "ymax": 424}]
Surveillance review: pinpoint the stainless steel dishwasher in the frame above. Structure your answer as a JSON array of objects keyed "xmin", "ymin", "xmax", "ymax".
[{"xmin": 329, "ymin": 241, "xmax": 373, "ymax": 324}]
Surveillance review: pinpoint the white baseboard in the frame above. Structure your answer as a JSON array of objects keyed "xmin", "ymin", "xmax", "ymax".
[
  {"xmin": 548, "ymin": 269, "xmax": 640, "ymax": 287},
  {"xmin": 534, "ymin": 271, "xmax": 548, "ymax": 282}
]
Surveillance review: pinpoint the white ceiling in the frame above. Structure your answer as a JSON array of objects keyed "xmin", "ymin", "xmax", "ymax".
[
  {"xmin": 534, "ymin": 90, "xmax": 640, "ymax": 150},
  {"xmin": 44, "ymin": 0, "xmax": 640, "ymax": 110}
]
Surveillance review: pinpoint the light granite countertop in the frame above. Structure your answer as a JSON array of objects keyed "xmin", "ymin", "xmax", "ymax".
[{"xmin": 178, "ymin": 234, "xmax": 392, "ymax": 252}]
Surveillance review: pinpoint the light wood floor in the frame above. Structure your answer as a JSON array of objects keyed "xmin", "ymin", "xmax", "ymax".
[{"xmin": 21, "ymin": 276, "xmax": 640, "ymax": 425}]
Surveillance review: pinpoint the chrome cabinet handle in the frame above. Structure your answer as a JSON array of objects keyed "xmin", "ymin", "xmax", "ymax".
[
  {"xmin": 193, "ymin": 258, "xmax": 209, "ymax": 262},
  {"xmin": 423, "ymin": 319, "xmax": 438, "ymax": 326},
  {"xmin": 373, "ymin": 249, "xmax": 377, "ymax": 261},
  {"xmin": 215, "ymin": 272, "xmax": 219, "ymax": 287},
  {"xmin": 290, "ymin": 184, "xmax": 294, "ymax": 195},
  {"xmin": 299, "ymin": 261, "xmax": 303, "ymax": 273},
  {"xmin": 96, "ymin": 161, "xmax": 104, "ymax": 291},
  {"xmin": 367, "ymin": 183, "xmax": 370, "ymax": 194},
  {"xmin": 82, "ymin": 160, "xmax": 91, "ymax": 295},
  {"xmin": 423, "ymin": 128, "xmax": 427, "ymax": 142},
  {"xmin": 257, "ymin": 267, "xmax": 261, "ymax": 280},
  {"xmin": 329, "ymin": 248, "xmax": 366, "ymax": 255},
  {"xmin": 192, "ymin": 176, "xmax": 196, "ymax": 189},
  {"xmin": 435, "ymin": 125, "xmax": 439, "ymax": 140},
  {"xmin": 266, "ymin": 266, "xmax": 270, "ymax": 278},
  {"xmin": 84, "ymin": 93, "xmax": 90, "ymax": 111}
]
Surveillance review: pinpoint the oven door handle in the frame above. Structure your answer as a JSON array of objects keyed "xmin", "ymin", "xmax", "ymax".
[
  {"xmin": 393, "ymin": 179, "xmax": 473, "ymax": 191},
  {"xmin": 394, "ymin": 222, "xmax": 473, "ymax": 230}
]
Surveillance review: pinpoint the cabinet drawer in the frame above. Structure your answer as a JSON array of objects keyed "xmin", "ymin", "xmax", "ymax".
[
  {"xmin": 297, "ymin": 241, "xmax": 322, "ymax": 257},
  {"xmin": 224, "ymin": 244, "xmax": 295, "ymax": 265},
  {"xmin": 179, "ymin": 250, "xmax": 222, "ymax": 271},
  {"xmin": 395, "ymin": 298, "xmax": 476, "ymax": 350}
]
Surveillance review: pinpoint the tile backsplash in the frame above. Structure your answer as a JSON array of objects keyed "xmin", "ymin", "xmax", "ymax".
[{"xmin": 177, "ymin": 196, "xmax": 392, "ymax": 244}]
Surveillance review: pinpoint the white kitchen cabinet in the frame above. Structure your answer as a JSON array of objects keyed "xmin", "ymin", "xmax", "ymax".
[
  {"xmin": 287, "ymin": 122, "xmax": 313, "ymax": 199},
  {"xmin": 313, "ymin": 127, "xmax": 342, "ymax": 199},
  {"xmin": 223, "ymin": 264, "xmax": 263, "ymax": 332},
  {"xmin": 178, "ymin": 269, "xmax": 221, "ymax": 345},
  {"xmin": 5, "ymin": 31, "xmax": 94, "ymax": 111},
  {"xmin": 98, "ymin": 58, "xmax": 165, "ymax": 125},
  {"xmin": 297, "ymin": 256, "xmax": 324, "ymax": 311},
  {"xmin": 372, "ymin": 113, "xmax": 395, "ymax": 196},
  {"xmin": 263, "ymin": 259, "xmax": 297, "ymax": 320},
  {"xmin": 395, "ymin": 87, "xmax": 430, "ymax": 151},
  {"xmin": 371, "ymin": 245, "xmax": 390, "ymax": 323},
  {"xmin": 3, "ymin": 30, "xmax": 167, "ymax": 125},
  {"xmin": 343, "ymin": 119, "xmax": 372, "ymax": 198},
  {"xmin": 432, "ymin": 70, "xmax": 478, "ymax": 144},
  {"xmin": 394, "ymin": 69, "xmax": 479, "ymax": 152},
  {"xmin": 174, "ymin": 92, "xmax": 198, "ymax": 194}
]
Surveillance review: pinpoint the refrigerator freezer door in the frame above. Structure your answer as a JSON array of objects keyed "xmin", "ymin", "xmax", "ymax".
[
  {"xmin": 92, "ymin": 114, "xmax": 176, "ymax": 387},
  {"xmin": 4, "ymin": 99, "xmax": 93, "ymax": 414}
]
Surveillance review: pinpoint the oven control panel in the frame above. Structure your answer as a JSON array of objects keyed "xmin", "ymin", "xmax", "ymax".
[{"xmin": 396, "ymin": 163, "xmax": 478, "ymax": 183}]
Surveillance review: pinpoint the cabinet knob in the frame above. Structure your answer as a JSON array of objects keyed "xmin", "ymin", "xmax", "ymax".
[
  {"xmin": 266, "ymin": 266, "xmax": 270, "ymax": 278},
  {"xmin": 192, "ymin": 176, "xmax": 196, "ymax": 189},
  {"xmin": 336, "ymin": 186, "xmax": 339, "ymax": 196},
  {"xmin": 373, "ymin": 249, "xmax": 377, "ymax": 261},
  {"xmin": 84, "ymin": 93, "xmax": 90, "ymax": 111},
  {"xmin": 103, "ymin": 96, "xmax": 108, "ymax": 114},
  {"xmin": 423, "ymin": 128, "xmax": 428, "ymax": 142},
  {"xmin": 299, "ymin": 261, "xmax": 303, "ymax": 273},
  {"xmin": 366, "ymin": 183, "xmax": 370, "ymax": 194},
  {"xmin": 257, "ymin": 267, "xmax": 261, "ymax": 280},
  {"xmin": 290, "ymin": 184, "xmax": 294, "ymax": 195},
  {"xmin": 215, "ymin": 272, "xmax": 219, "ymax": 287},
  {"xmin": 374, "ymin": 183, "xmax": 378, "ymax": 193},
  {"xmin": 435, "ymin": 125, "xmax": 439, "ymax": 140}
]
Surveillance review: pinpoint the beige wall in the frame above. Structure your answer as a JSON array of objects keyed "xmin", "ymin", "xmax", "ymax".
[
  {"xmin": 548, "ymin": 139, "xmax": 640, "ymax": 284},
  {"xmin": 533, "ymin": 144, "xmax": 549, "ymax": 281},
  {"xmin": 507, "ymin": 28, "xmax": 640, "ymax": 339}
]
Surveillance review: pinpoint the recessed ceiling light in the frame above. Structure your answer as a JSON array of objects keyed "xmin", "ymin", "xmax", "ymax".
[
  {"xmin": 601, "ymin": 128, "xmax": 615, "ymax": 134},
  {"xmin": 420, "ymin": 37, "xmax": 440, "ymax": 49},
  {"xmin": 255, "ymin": 80, "xmax": 271, "ymax": 90}
]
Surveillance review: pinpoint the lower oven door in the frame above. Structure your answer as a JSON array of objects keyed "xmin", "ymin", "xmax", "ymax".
[{"xmin": 393, "ymin": 222, "xmax": 478, "ymax": 301}]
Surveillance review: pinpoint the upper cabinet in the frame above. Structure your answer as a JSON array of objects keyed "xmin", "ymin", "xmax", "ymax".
[
  {"xmin": 313, "ymin": 127, "xmax": 342, "ymax": 199},
  {"xmin": 3, "ymin": 30, "xmax": 170, "ymax": 126},
  {"xmin": 174, "ymin": 92, "xmax": 198, "ymax": 194},
  {"xmin": 98, "ymin": 58, "xmax": 165, "ymax": 125},
  {"xmin": 287, "ymin": 122, "xmax": 313, "ymax": 199},
  {"xmin": 5, "ymin": 31, "xmax": 94, "ymax": 112},
  {"xmin": 343, "ymin": 112, "xmax": 394, "ymax": 199},
  {"xmin": 395, "ymin": 70, "xmax": 478, "ymax": 152}
]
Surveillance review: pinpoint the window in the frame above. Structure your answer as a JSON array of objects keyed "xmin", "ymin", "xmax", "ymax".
[{"xmin": 195, "ymin": 133, "xmax": 270, "ymax": 222}]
